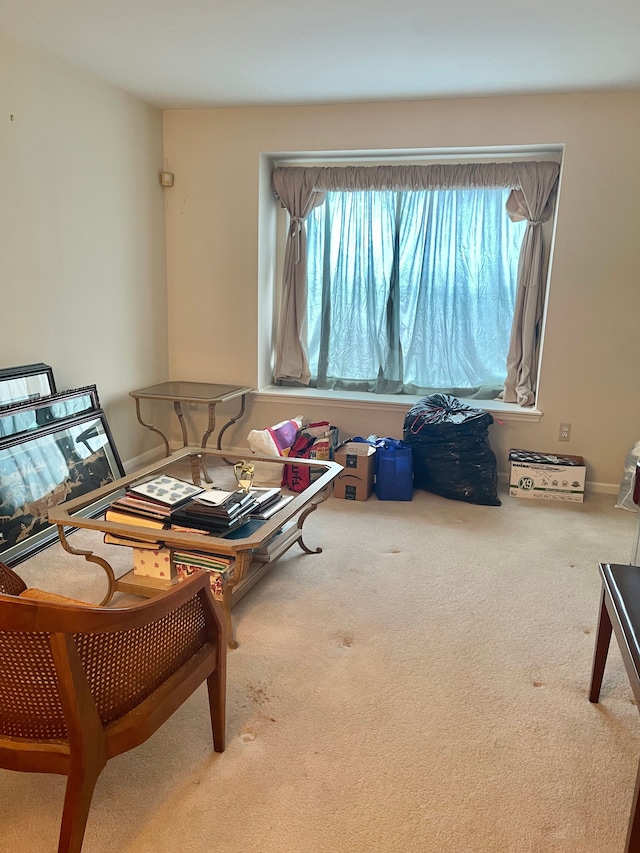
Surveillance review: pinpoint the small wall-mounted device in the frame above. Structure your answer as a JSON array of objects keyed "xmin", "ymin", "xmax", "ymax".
[{"xmin": 160, "ymin": 171, "xmax": 174, "ymax": 187}]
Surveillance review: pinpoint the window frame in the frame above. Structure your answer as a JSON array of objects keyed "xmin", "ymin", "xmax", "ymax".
[{"xmin": 264, "ymin": 146, "xmax": 563, "ymax": 412}]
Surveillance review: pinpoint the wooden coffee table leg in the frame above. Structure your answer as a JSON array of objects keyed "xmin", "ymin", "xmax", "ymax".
[
  {"xmin": 297, "ymin": 485, "xmax": 332, "ymax": 555},
  {"xmin": 55, "ymin": 525, "xmax": 118, "ymax": 606},
  {"xmin": 223, "ymin": 551, "xmax": 252, "ymax": 649}
]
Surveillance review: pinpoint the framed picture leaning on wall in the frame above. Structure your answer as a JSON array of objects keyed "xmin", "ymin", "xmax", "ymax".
[
  {"xmin": 0, "ymin": 363, "xmax": 56, "ymax": 405},
  {"xmin": 0, "ymin": 385, "xmax": 100, "ymax": 440},
  {"xmin": 0, "ymin": 409, "xmax": 125, "ymax": 566}
]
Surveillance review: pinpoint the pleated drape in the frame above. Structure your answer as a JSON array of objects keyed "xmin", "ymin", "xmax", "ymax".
[
  {"xmin": 271, "ymin": 168, "xmax": 325, "ymax": 384},
  {"xmin": 502, "ymin": 163, "xmax": 560, "ymax": 405}
]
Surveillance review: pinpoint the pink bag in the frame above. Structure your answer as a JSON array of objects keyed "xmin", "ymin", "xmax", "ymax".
[
  {"xmin": 283, "ymin": 422, "xmax": 339, "ymax": 493},
  {"xmin": 266, "ymin": 419, "xmax": 300, "ymax": 454}
]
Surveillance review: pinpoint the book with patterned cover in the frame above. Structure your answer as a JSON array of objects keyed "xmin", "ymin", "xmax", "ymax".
[{"xmin": 127, "ymin": 475, "xmax": 204, "ymax": 508}]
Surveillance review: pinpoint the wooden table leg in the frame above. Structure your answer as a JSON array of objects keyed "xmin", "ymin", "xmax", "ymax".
[
  {"xmin": 202, "ymin": 402, "xmax": 218, "ymax": 449},
  {"xmin": 222, "ymin": 550, "xmax": 253, "ymax": 649},
  {"xmin": 589, "ymin": 585, "xmax": 613, "ymax": 703},
  {"xmin": 296, "ymin": 484, "xmax": 332, "ymax": 555},
  {"xmin": 173, "ymin": 401, "xmax": 189, "ymax": 447},
  {"xmin": 134, "ymin": 398, "xmax": 170, "ymax": 456},
  {"xmin": 625, "ymin": 761, "xmax": 640, "ymax": 853},
  {"xmin": 56, "ymin": 525, "xmax": 118, "ymax": 606},
  {"xmin": 213, "ymin": 394, "xmax": 247, "ymax": 450}
]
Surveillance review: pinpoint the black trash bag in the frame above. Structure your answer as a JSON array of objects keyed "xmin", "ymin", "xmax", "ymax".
[{"xmin": 402, "ymin": 393, "xmax": 501, "ymax": 506}]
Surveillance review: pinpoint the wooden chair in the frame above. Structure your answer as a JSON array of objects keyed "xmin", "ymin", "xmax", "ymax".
[{"xmin": 0, "ymin": 560, "xmax": 226, "ymax": 853}]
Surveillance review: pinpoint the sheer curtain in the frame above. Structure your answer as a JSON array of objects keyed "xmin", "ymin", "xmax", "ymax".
[
  {"xmin": 306, "ymin": 187, "xmax": 526, "ymax": 396},
  {"xmin": 272, "ymin": 161, "xmax": 560, "ymax": 406}
]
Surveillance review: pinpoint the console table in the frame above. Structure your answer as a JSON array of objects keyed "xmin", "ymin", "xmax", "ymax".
[
  {"xmin": 130, "ymin": 381, "xmax": 252, "ymax": 456},
  {"xmin": 49, "ymin": 447, "xmax": 341, "ymax": 649}
]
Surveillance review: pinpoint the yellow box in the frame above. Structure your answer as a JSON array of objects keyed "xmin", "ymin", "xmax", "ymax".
[{"xmin": 133, "ymin": 547, "xmax": 175, "ymax": 580}]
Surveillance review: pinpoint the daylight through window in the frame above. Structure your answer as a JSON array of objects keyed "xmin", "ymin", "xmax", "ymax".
[{"xmin": 305, "ymin": 187, "xmax": 526, "ymax": 397}]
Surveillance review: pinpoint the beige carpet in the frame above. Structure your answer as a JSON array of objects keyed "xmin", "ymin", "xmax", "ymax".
[{"xmin": 2, "ymin": 486, "xmax": 640, "ymax": 853}]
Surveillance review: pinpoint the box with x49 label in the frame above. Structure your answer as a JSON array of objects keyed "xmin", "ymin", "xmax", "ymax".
[{"xmin": 508, "ymin": 449, "xmax": 586, "ymax": 503}]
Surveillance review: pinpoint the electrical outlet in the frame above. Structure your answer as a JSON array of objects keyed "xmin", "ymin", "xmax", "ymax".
[{"xmin": 559, "ymin": 422, "xmax": 571, "ymax": 442}]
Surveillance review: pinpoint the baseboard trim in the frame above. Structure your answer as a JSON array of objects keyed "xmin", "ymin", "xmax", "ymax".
[
  {"xmin": 122, "ymin": 446, "xmax": 166, "ymax": 474},
  {"xmin": 584, "ymin": 481, "xmax": 619, "ymax": 495}
]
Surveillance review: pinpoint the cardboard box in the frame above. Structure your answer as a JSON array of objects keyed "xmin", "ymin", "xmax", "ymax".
[
  {"xmin": 133, "ymin": 547, "xmax": 176, "ymax": 579},
  {"xmin": 334, "ymin": 441, "xmax": 376, "ymax": 501},
  {"xmin": 508, "ymin": 449, "xmax": 586, "ymax": 503}
]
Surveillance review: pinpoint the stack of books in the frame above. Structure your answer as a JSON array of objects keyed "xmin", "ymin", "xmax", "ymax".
[
  {"xmin": 249, "ymin": 488, "xmax": 295, "ymax": 520},
  {"xmin": 170, "ymin": 488, "xmax": 260, "ymax": 536},
  {"xmin": 173, "ymin": 552, "xmax": 235, "ymax": 599},
  {"xmin": 103, "ymin": 474, "xmax": 205, "ymax": 548},
  {"xmin": 103, "ymin": 479, "xmax": 297, "ymax": 552}
]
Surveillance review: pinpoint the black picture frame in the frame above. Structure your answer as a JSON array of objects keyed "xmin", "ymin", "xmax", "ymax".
[
  {"xmin": 0, "ymin": 363, "xmax": 56, "ymax": 406},
  {"xmin": 0, "ymin": 385, "xmax": 101, "ymax": 440},
  {"xmin": 0, "ymin": 409, "xmax": 125, "ymax": 566}
]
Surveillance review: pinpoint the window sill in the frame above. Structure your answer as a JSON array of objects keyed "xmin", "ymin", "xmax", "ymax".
[{"xmin": 253, "ymin": 386, "xmax": 542, "ymax": 423}]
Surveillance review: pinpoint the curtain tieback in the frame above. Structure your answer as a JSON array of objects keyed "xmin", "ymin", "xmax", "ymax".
[{"xmin": 289, "ymin": 216, "xmax": 304, "ymax": 262}]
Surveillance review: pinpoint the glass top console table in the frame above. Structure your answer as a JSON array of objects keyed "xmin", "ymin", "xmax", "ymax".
[
  {"xmin": 49, "ymin": 447, "xmax": 342, "ymax": 649},
  {"xmin": 129, "ymin": 381, "xmax": 253, "ymax": 456}
]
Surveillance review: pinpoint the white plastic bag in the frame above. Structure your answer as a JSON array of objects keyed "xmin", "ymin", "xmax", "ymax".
[{"xmin": 615, "ymin": 439, "xmax": 640, "ymax": 512}]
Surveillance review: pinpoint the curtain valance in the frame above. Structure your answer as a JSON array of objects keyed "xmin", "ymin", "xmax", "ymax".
[{"xmin": 272, "ymin": 161, "xmax": 559, "ymax": 195}]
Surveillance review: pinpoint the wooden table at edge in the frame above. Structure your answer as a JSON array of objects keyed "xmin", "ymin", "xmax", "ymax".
[{"xmin": 48, "ymin": 447, "xmax": 342, "ymax": 648}]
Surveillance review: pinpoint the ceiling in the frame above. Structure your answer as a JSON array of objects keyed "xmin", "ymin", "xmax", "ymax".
[{"xmin": 1, "ymin": 0, "xmax": 639, "ymax": 109}]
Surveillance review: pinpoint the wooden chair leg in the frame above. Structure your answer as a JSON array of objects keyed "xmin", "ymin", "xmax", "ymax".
[
  {"xmin": 625, "ymin": 757, "xmax": 640, "ymax": 853},
  {"xmin": 207, "ymin": 669, "xmax": 226, "ymax": 753},
  {"xmin": 590, "ymin": 586, "xmax": 613, "ymax": 703},
  {"xmin": 57, "ymin": 763, "xmax": 102, "ymax": 853}
]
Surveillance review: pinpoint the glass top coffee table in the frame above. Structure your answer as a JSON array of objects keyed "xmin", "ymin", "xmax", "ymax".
[
  {"xmin": 48, "ymin": 447, "xmax": 341, "ymax": 648},
  {"xmin": 129, "ymin": 382, "xmax": 253, "ymax": 456}
]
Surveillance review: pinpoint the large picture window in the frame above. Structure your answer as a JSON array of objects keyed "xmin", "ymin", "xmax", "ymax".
[
  {"xmin": 305, "ymin": 187, "xmax": 526, "ymax": 396},
  {"xmin": 272, "ymin": 160, "xmax": 560, "ymax": 407}
]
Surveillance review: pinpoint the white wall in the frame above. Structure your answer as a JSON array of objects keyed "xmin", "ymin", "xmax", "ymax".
[
  {"xmin": 0, "ymin": 34, "xmax": 168, "ymax": 465},
  {"xmin": 163, "ymin": 92, "xmax": 640, "ymax": 490}
]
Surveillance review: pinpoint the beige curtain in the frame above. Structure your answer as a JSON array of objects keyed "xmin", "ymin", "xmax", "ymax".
[
  {"xmin": 272, "ymin": 168, "xmax": 325, "ymax": 383},
  {"xmin": 502, "ymin": 162, "xmax": 560, "ymax": 405},
  {"xmin": 272, "ymin": 161, "xmax": 560, "ymax": 402}
]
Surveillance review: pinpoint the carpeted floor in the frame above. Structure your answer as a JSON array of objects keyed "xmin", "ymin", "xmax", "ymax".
[{"xmin": 2, "ymin": 485, "xmax": 639, "ymax": 853}]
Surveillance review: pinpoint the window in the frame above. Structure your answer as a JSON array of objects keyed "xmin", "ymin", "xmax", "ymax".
[
  {"xmin": 305, "ymin": 187, "xmax": 526, "ymax": 397},
  {"xmin": 272, "ymin": 160, "xmax": 560, "ymax": 407}
]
